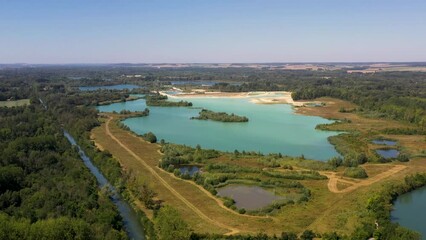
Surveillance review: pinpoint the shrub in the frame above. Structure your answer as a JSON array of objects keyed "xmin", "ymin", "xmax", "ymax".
[
  {"xmin": 223, "ymin": 198, "xmax": 235, "ymax": 208},
  {"xmin": 142, "ymin": 132, "xmax": 157, "ymax": 143},
  {"xmin": 181, "ymin": 172, "xmax": 191, "ymax": 180},
  {"xmin": 300, "ymin": 230, "xmax": 316, "ymax": 240},
  {"xmin": 173, "ymin": 169, "xmax": 181, "ymax": 177},
  {"xmin": 328, "ymin": 156, "xmax": 343, "ymax": 168},
  {"xmin": 280, "ymin": 232, "xmax": 298, "ymax": 240},
  {"xmin": 397, "ymin": 154, "xmax": 409, "ymax": 162},
  {"xmin": 344, "ymin": 167, "xmax": 368, "ymax": 179},
  {"xmin": 166, "ymin": 164, "xmax": 175, "ymax": 172}
]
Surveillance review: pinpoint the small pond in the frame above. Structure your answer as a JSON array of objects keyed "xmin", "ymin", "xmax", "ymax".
[
  {"xmin": 376, "ymin": 149, "xmax": 400, "ymax": 159},
  {"xmin": 372, "ymin": 139, "xmax": 397, "ymax": 146},
  {"xmin": 178, "ymin": 165, "xmax": 200, "ymax": 176},
  {"xmin": 79, "ymin": 84, "xmax": 142, "ymax": 91},
  {"xmin": 217, "ymin": 184, "xmax": 284, "ymax": 210}
]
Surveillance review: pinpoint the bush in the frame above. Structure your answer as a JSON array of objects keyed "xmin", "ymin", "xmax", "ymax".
[
  {"xmin": 223, "ymin": 198, "xmax": 235, "ymax": 208},
  {"xmin": 181, "ymin": 172, "xmax": 191, "ymax": 180},
  {"xmin": 328, "ymin": 156, "xmax": 343, "ymax": 168},
  {"xmin": 356, "ymin": 153, "xmax": 368, "ymax": 164},
  {"xmin": 397, "ymin": 154, "xmax": 409, "ymax": 162},
  {"xmin": 166, "ymin": 164, "xmax": 175, "ymax": 172},
  {"xmin": 173, "ymin": 169, "xmax": 181, "ymax": 177},
  {"xmin": 280, "ymin": 232, "xmax": 298, "ymax": 240},
  {"xmin": 344, "ymin": 167, "xmax": 368, "ymax": 179},
  {"xmin": 142, "ymin": 132, "xmax": 157, "ymax": 143},
  {"xmin": 322, "ymin": 232, "xmax": 342, "ymax": 240},
  {"xmin": 300, "ymin": 230, "xmax": 316, "ymax": 240}
]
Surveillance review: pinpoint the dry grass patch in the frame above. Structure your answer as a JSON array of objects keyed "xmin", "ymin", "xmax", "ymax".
[
  {"xmin": 0, "ymin": 99, "xmax": 30, "ymax": 107},
  {"xmin": 362, "ymin": 164, "xmax": 396, "ymax": 177},
  {"xmin": 295, "ymin": 97, "xmax": 411, "ymax": 133},
  {"xmin": 336, "ymin": 181, "xmax": 353, "ymax": 191},
  {"xmin": 385, "ymin": 135, "xmax": 426, "ymax": 156}
]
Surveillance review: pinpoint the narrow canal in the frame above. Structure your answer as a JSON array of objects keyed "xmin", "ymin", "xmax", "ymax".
[{"xmin": 64, "ymin": 131, "xmax": 145, "ymax": 240}]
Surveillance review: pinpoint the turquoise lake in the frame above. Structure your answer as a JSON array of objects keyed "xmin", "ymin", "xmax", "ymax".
[
  {"xmin": 392, "ymin": 186, "xmax": 426, "ymax": 238},
  {"xmin": 98, "ymin": 96, "xmax": 340, "ymax": 161}
]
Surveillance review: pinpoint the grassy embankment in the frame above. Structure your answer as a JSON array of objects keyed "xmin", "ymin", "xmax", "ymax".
[
  {"xmin": 0, "ymin": 99, "xmax": 30, "ymax": 107},
  {"xmin": 91, "ymin": 97, "xmax": 426, "ymax": 236}
]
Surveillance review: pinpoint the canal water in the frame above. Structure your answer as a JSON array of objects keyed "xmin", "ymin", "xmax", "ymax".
[{"xmin": 64, "ymin": 131, "xmax": 145, "ymax": 240}]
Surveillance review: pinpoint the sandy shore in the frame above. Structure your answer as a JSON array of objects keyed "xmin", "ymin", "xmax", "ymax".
[{"xmin": 159, "ymin": 90, "xmax": 317, "ymax": 107}]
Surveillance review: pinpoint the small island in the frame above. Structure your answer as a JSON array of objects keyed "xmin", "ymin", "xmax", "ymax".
[
  {"xmin": 118, "ymin": 108, "xmax": 150, "ymax": 117},
  {"xmin": 146, "ymin": 94, "xmax": 192, "ymax": 107},
  {"xmin": 191, "ymin": 109, "xmax": 249, "ymax": 122}
]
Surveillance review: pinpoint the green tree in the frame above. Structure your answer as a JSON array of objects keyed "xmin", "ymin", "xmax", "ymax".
[
  {"xmin": 300, "ymin": 230, "xmax": 315, "ymax": 240},
  {"xmin": 154, "ymin": 206, "xmax": 191, "ymax": 240},
  {"xmin": 142, "ymin": 132, "xmax": 157, "ymax": 143},
  {"xmin": 280, "ymin": 232, "xmax": 298, "ymax": 240},
  {"xmin": 322, "ymin": 231, "xmax": 341, "ymax": 240}
]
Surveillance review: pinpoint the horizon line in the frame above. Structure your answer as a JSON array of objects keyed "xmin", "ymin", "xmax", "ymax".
[{"xmin": 1, "ymin": 61, "xmax": 426, "ymax": 65}]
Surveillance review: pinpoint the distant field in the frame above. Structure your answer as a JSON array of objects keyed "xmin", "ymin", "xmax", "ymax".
[
  {"xmin": 347, "ymin": 66, "xmax": 426, "ymax": 73},
  {"xmin": 0, "ymin": 99, "xmax": 30, "ymax": 107}
]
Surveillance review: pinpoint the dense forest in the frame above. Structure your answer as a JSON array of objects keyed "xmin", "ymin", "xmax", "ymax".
[{"xmin": 0, "ymin": 100, "xmax": 127, "ymax": 239}]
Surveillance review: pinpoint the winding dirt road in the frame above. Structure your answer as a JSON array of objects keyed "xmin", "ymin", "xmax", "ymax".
[
  {"xmin": 105, "ymin": 117, "xmax": 240, "ymax": 235},
  {"xmin": 321, "ymin": 164, "xmax": 407, "ymax": 193}
]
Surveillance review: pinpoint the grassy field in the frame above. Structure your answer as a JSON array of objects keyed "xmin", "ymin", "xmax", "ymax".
[
  {"xmin": 0, "ymin": 99, "xmax": 30, "ymax": 107},
  {"xmin": 90, "ymin": 98, "xmax": 426, "ymax": 236},
  {"xmin": 296, "ymin": 97, "xmax": 423, "ymax": 159}
]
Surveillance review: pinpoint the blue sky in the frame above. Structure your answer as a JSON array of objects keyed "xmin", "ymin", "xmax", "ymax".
[{"xmin": 1, "ymin": 0, "xmax": 425, "ymax": 63}]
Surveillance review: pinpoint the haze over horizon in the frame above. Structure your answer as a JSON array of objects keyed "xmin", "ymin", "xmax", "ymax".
[{"xmin": 1, "ymin": 0, "xmax": 425, "ymax": 64}]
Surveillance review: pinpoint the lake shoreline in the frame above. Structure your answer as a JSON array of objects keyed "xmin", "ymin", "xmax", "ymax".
[
  {"xmin": 159, "ymin": 90, "xmax": 319, "ymax": 107},
  {"xmin": 98, "ymin": 94, "xmax": 340, "ymax": 160}
]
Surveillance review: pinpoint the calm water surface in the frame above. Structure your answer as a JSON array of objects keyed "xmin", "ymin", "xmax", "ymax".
[
  {"xmin": 392, "ymin": 186, "xmax": 426, "ymax": 239},
  {"xmin": 217, "ymin": 185, "xmax": 283, "ymax": 210},
  {"xmin": 376, "ymin": 149, "xmax": 399, "ymax": 159},
  {"xmin": 372, "ymin": 139, "xmax": 397, "ymax": 146},
  {"xmin": 98, "ymin": 97, "xmax": 340, "ymax": 161},
  {"xmin": 64, "ymin": 131, "xmax": 145, "ymax": 240}
]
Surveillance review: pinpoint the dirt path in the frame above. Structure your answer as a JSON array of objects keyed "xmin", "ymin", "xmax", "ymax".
[
  {"xmin": 321, "ymin": 165, "xmax": 407, "ymax": 193},
  {"xmin": 105, "ymin": 118, "xmax": 240, "ymax": 235}
]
